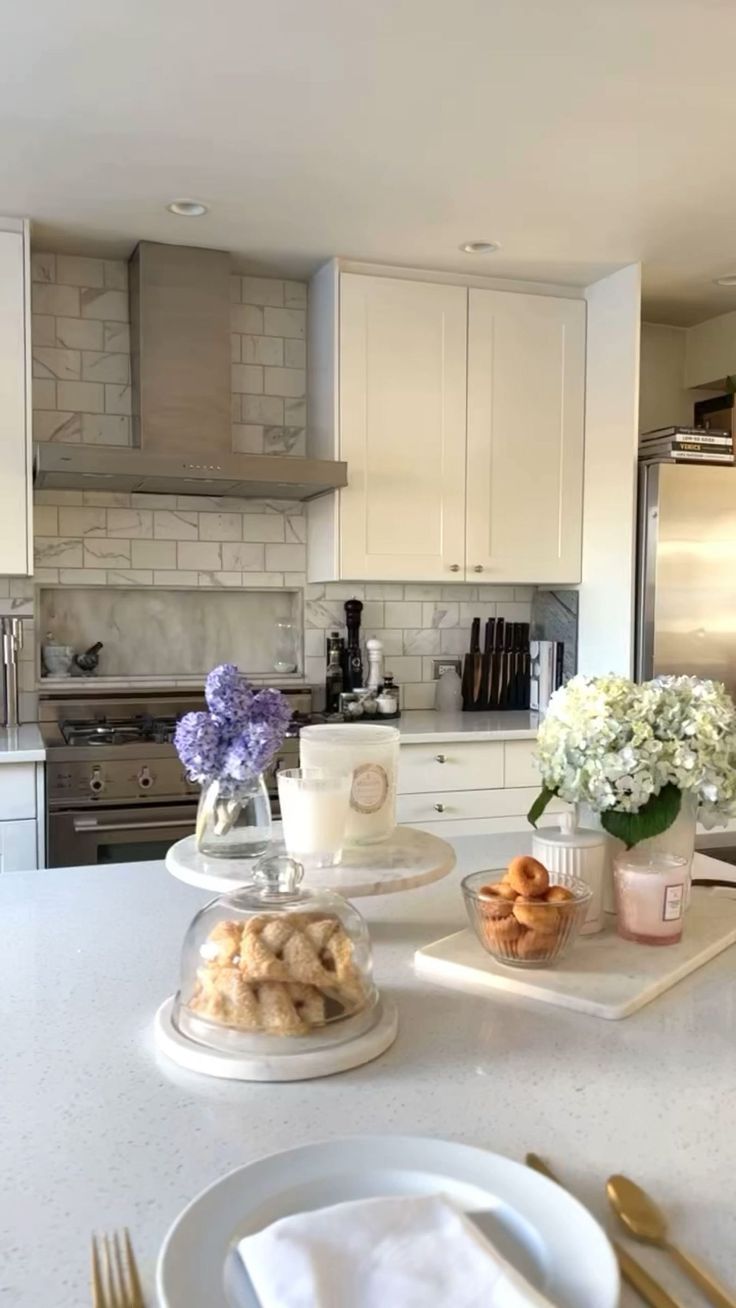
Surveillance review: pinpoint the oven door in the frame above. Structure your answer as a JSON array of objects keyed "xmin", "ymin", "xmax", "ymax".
[{"xmin": 48, "ymin": 802, "xmax": 198, "ymax": 868}]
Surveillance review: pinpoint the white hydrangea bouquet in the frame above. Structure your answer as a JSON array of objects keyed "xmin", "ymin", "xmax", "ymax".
[{"xmin": 528, "ymin": 673, "xmax": 736, "ymax": 847}]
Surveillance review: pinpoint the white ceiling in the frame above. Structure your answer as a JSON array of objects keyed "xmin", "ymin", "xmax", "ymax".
[{"xmin": 4, "ymin": 0, "xmax": 736, "ymax": 325}]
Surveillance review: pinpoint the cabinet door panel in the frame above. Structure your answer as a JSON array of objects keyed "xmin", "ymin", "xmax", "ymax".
[
  {"xmin": 466, "ymin": 290, "xmax": 585, "ymax": 584},
  {"xmin": 0, "ymin": 228, "xmax": 31, "ymax": 576},
  {"xmin": 0, "ymin": 819, "xmax": 37, "ymax": 871},
  {"xmin": 339, "ymin": 275, "xmax": 467, "ymax": 580}
]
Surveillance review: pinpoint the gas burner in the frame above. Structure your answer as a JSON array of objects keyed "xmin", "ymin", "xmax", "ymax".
[{"xmin": 60, "ymin": 715, "xmax": 180, "ymax": 747}]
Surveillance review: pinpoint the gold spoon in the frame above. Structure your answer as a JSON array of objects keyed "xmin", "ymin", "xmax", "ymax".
[{"xmin": 607, "ymin": 1174, "xmax": 736, "ymax": 1308}]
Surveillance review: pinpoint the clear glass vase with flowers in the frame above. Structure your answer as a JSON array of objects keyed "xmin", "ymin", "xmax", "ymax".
[{"xmin": 174, "ymin": 663, "xmax": 292, "ymax": 860}]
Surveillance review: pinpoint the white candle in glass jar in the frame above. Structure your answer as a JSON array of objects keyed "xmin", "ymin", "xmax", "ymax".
[
  {"xmin": 614, "ymin": 853, "xmax": 688, "ymax": 945},
  {"xmin": 299, "ymin": 724, "xmax": 399, "ymax": 845}
]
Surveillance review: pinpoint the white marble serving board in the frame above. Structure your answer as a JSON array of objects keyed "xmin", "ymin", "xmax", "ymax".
[
  {"xmin": 166, "ymin": 826, "xmax": 456, "ymax": 898},
  {"xmin": 415, "ymin": 887, "xmax": 736, "ymax": 1019}
]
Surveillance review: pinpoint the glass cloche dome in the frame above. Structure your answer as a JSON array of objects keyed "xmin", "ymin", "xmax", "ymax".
[{"xmin": 173, "ymin": 851, "xmax": 378, "ymax": 1055}]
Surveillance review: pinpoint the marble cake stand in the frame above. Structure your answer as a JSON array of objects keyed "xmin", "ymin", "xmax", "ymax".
[{"xmin": 165, "ymin": 825, "xmax": 456, "ymax": 898}]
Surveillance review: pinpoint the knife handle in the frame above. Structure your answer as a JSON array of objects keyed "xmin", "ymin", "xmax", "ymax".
[{"xmin": 525, "ymin": 1156, "xmax": 684, "ymax": 1308}]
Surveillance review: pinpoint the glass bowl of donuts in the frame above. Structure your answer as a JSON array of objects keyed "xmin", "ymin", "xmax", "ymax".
[{"xmin": 461, "ymin": 855, "xmax": 592, "ymax": 969}]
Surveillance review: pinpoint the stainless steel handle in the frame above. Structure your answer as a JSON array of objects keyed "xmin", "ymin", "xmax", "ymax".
[
  {"xmin": 435, "ymin": 753, "xmax": 446, "ymax": 763},
  {"xmin": 473, "ymin": 565, "xmax": 483, "ymax": 573},
  {"xmin": 449, "ymin": 564, "xmax": 460, "ymax": 572},
  {"xmin": 73, "ymin": 817, "xmax": 194, "ymax": 834},
  {"xmin": 434, "ymin": 803, "xmax": 445, "ymax": 812}
]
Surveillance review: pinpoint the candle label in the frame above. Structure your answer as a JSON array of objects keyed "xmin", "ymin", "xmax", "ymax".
[
  {"xmin": 351, "ymin": 763, "xmax": 389, "ymax": 814},
  {"xmin": 663, "ymin": 884, "xmax": 684, "ymax": 921}
]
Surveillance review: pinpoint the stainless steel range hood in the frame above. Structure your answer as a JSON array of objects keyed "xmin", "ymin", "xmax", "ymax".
[
  {"xmin": 34, "ymin": 442, "xmax": 347, "ymax": 499},
  {"xmin": 33, "ymin": 240, "xmax": 346, "ymax": 501}
]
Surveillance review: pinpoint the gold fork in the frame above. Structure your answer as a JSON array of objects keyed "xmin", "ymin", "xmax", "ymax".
[{"xmin": 91, "ymin": 1230, "xmax": 145, "ymax": 1308}]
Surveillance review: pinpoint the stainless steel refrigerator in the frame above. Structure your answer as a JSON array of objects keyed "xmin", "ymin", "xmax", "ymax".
[
  {"xmin": 636, "ymin": 460, "xmax": 736, "ymax": 871},
  {"xmin": 636, "ymin": 461, "xmax": 736, "ymax": 691}
]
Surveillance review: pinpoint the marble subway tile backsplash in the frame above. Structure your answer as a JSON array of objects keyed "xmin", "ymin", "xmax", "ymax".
[
  {"xmin": 16, "ymin": 481, "xmax": 532, "ymax": 718},
  {"xmin": 304, "ymin": 581, "xmax": 533, "ymax": 710},
  {"xmin": 30, "ymin": 251, "xmax": 306, "ymax": 457}
]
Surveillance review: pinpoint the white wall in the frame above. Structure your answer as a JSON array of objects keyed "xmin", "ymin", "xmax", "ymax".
[
  {"xmin": 639, "ymin": 322, "xmax": 719, "ymax": 433},
  {"xmin": 577, "ymin": 264, "xmax": 641, "ymax": 678}
]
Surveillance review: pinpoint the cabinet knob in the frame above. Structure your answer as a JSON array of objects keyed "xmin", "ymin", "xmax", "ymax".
[
  {"xmin": 473, "ymin": 565, "xmax": 484, "ymax": 573},
  {"xmin": 435, "ymin": 753, "xmax": 446, "ymax": 763},
  {"xmin": 449, "ymin": 564, "xmax": 460, "ymax": 573},
  {"xmin": 434, "ymin": 802, "xmax": 445, "ymax": 813}
]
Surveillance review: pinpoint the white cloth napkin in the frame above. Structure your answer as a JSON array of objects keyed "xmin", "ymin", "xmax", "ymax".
[{"xmin": 238, "ymin": 1193, "xmax": 554, "ymax": 1308}]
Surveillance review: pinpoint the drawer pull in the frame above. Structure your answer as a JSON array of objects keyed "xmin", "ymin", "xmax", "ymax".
[
  {"xmin": 449, "ymin": 564, "xmax": 461, "ymax": 572},
  {"xmin": 473, "ymin": 565, "xmax": 484, "ymax": 573},
  {"xmin": 434, "ymin": 803, "xmax": 445, "ymax": 813},
  {"xmin": 435, "ymin": 753, "xmax": 446, "ymax": 764}
]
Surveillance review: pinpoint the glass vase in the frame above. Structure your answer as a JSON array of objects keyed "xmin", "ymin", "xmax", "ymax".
[{"xmin": 195, "ymin": 775, "xmax": 272, "ymax": 860}]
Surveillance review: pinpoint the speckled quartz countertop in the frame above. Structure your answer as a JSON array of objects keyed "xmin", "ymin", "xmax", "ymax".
[
  {"xmin": 3, "ymin": 835, "xmax": 736, "ymax": 1306},
  {"xmin": 0, "ymin": 723, "xmax": 45, "ymax": 762},
  {"xmin": 398, "ymin": 710, "xmax": 539, "ymax": 741}
]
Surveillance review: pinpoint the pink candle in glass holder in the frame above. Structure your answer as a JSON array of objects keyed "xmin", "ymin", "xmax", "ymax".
[{"xmin": 614, "ymin": 852, "xmax": 688, "ymax": 945}]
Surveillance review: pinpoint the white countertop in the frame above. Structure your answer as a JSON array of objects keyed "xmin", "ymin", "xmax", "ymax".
[
  {"xmin": 398, "ymin": 710, "xmax": 539, "ymax": 741},
  {"xmin": 0, "ymin": 722, "xmax": 45, "ymax": 761},
  {"xmin": 3, "ymin": 835, "xmax": 736, "ymax": 1306}
]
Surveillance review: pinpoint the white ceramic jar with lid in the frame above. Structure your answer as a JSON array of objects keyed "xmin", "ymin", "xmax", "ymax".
[{"xmin": 532, "ymin": 812, "xmax": 607, "ymax": 934}]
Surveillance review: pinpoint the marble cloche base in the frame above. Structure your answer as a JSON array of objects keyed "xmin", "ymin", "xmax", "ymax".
[{"xmin": 154, "ymin": 994, "xmax": 399, "ymax": 1082}]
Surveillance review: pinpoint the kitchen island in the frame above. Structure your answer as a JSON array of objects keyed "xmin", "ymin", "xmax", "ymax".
[{"xmin": 2, "ymin": 834, "xmax": 735, "ymax": 1305}]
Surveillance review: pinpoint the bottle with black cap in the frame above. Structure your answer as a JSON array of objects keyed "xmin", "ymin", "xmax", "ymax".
[{"xmin": 343, "ymin": 598, "xmax": 364, "ymax": 692}]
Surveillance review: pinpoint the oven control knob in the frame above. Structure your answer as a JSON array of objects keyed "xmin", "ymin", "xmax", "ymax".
[
  {"xmin": 89, "ymin": 767, "xmax": 105, "ymax": 796},
  {"xmin": 137, "ymin": 766, "xmax": 154, "ymax": 791}
]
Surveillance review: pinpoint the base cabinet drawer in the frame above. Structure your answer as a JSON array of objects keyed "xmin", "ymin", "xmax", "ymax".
[
  {"xmin": 397, "ymin": 787, "xmax": 565, "ymax": 825},
  {"xmin": 504, "ymin": 740, "xmax": 540, "ymax": 788},
  {"xmin": 0, "ymin": 819, "xmax": 38, "ymax": 871},
  {"xmin": 0, "ymin": 764, "xmax": 37, "ymax": 820},
  {"xmin": 398, "ymin": 742, "xmax": 504, "ymax": 794}
]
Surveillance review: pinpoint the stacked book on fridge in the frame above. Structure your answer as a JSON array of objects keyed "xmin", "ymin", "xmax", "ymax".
[{"xmin": 639, "ymin": 426, "xmax": 734, "ymax": 465}]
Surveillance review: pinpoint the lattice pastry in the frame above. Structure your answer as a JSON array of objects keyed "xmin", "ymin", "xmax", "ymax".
[
  {"xmin": 189, "ymin": 968, "xmax": 326, "ymax": 1036},
  {"xmin": 190, "ymin": 911, "xmax": 367, "ymax": 1035}
]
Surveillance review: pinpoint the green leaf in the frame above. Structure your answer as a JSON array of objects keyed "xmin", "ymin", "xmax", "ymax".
[
  {"xmin": 600, "ymin": 784, "xmax": 682, "ymax": 849},
  {"xmin": 527, "ymin": 786, "xmax": 558, "ymax": 829}
]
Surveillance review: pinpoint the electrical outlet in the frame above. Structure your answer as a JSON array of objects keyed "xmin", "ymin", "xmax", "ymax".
[{"xmin": 432, "ymin": 658, "xmax": 461, "ymax": 680}]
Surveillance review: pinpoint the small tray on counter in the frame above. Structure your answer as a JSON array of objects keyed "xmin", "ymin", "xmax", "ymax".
[{"xmin": 415, "ymin": 886, "xmax": 736, "ymax": 1020}]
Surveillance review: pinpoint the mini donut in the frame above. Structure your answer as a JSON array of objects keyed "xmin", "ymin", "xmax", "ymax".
[
  {"xmin": 479, "ymin": 896, "xmax": 515, "ymax": 922},
  {"xmin": 516, "ymin": 929, "xmax": 555, "ymax": 960},
  {"xmin": 505, "ymin": 855, "xmax": 549, "ymax": 898},
  {"xmin": 482, "ymin": 913, "xmax": 523, "ymax": 945},
  {"xmin": 545, "ymin": 885, "xmax": 575, "ymax": 903},
  {"xmin": 513, "ymin": 898, "xmax": 561, "ymax": 934},
  {"xmin": 478, "ymin": 882, "xmax": 517, "ymax": 903}
]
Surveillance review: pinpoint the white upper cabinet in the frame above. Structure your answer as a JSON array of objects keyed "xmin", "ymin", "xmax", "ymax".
[
  {"xmin": 307, "ymin": 262, "xmax": 586, "ymax": 584},
  {"xmin": 466, "ymin": 289, "xmax": 586, "ymax": 584},
  {"xmin": 337, "ymin": 273, "xmax": 467, "ymax": 581},
  {"xmin": 0, "ymin": 221, "xmax": 32, "ymax": 577}
]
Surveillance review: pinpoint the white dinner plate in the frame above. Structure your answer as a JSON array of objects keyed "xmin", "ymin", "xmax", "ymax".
[{"xmin": 157, "ymin": 1135, "xmax": 619, "ymax": 1308}]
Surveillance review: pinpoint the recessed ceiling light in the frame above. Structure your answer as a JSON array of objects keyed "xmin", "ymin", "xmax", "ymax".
[
  {"xmin": 460, "ymin": 240, "xmax": 499, "ymax": 254},
  {"xmin": 714, "ymin": 273, "xmax": 736, "ymax": 286},
  {"xmin": 166, "ymin": 199, "xmax": 208, "ymax": 217}
]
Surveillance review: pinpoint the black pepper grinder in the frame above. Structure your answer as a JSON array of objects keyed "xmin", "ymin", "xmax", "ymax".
[{"xmin": 343, "ymin": 598, "xmax": 364, "ymax": 692}]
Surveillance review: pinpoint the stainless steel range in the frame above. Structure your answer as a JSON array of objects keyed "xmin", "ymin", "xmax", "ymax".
[{"xmin": 40, "ymin": 687, "xmax": 313, "ymax": 867}]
